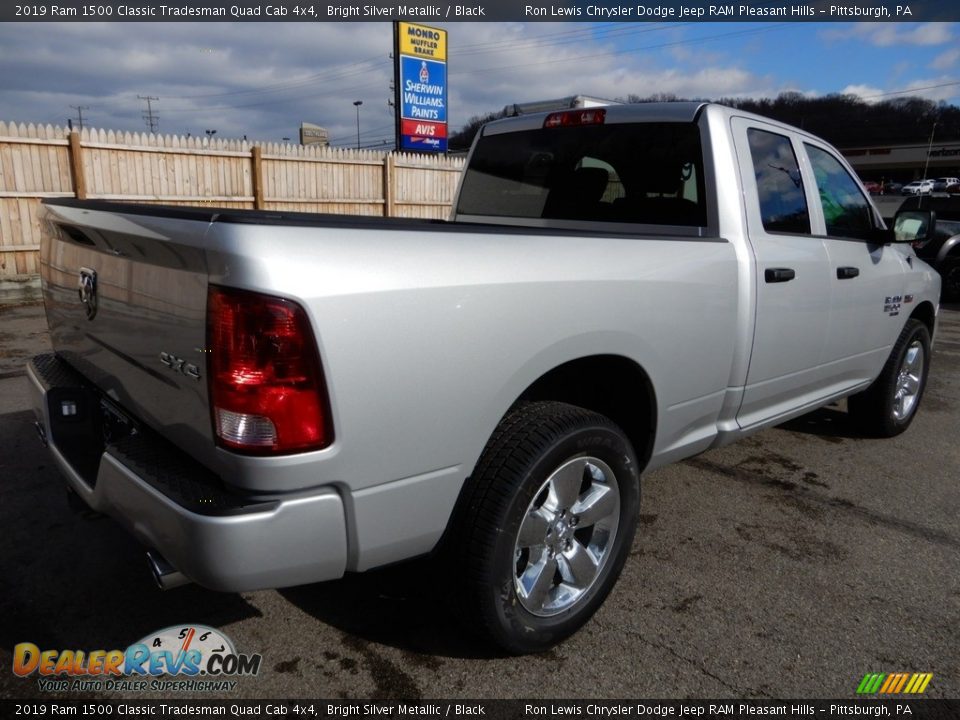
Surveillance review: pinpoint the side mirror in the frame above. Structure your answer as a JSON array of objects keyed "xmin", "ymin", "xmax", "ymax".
[{"xmin": 892, "ymin": 209, "xmax": 934, "ymax": 243}]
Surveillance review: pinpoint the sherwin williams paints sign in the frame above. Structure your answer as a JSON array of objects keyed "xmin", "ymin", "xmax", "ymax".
[{"xmin": 394, "ymin": 22, "xmax": 448, "ymax": 153}]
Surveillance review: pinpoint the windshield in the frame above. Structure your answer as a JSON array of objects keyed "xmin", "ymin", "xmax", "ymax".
[{"xmin": 457, "ymin": 121, "xmax": 707, "ymax": 227}]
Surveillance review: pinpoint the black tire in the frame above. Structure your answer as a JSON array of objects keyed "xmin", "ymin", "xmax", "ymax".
[
  {"xmin": 848, "ymin": 319, "xmax": 931, "ymax": 437},
  {"xmin": 941, "ymin": 258, "xmax": 960, "ymax": 302},
  {"xmin": 456, "ymin": 401, "xmax": 640, "ymax": 654}
]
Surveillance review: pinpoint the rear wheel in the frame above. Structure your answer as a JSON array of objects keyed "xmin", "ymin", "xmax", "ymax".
[
  {"xmin": 848, "ymin": 319, "xmax": 931, "ymax": 437},
  {"xmin": 456, "ymin": 401, "xmax": 640, "ymax": 654}
]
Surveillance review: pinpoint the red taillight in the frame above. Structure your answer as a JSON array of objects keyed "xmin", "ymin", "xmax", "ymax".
[
  {"xmin": 207, "ymin": 286, "xmax": 333, "ymax": 455},
  {"xmin": 543, "ymin": 109, "xmax": 606, "ymax": 128}
]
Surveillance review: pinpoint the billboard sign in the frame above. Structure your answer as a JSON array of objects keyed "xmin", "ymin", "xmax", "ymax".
[
  {"xmin": 299, "ymin": 122, "xmax": 329, "ymax": 146},
  {"xmin": 394, "ymin": 22, "xmax": 448, "ymax": 153}
]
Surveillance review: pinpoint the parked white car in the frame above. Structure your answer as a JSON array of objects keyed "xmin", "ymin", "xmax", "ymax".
[
  {"xmin": 902, "ymin": 179, "xmax": 935, "ymax": 195},
  {"xmin": 932, "ymin": 177, "xmax": 960, "ymax": 193}
]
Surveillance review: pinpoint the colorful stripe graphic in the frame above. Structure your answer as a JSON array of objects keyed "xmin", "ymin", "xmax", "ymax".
[{"xmin": 857, "ymin": 673, "xmax": 932, "ymax": 694}]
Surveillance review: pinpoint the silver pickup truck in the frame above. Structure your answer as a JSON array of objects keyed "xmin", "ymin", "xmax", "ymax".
[{"xmin": 29, "ymin": 102, "xmax": 940, "ymax": 653}]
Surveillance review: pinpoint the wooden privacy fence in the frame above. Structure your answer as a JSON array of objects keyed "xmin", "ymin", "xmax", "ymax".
[{"xmin": 0, "ymin": 121, "xmax": 466, "ymax": 280}]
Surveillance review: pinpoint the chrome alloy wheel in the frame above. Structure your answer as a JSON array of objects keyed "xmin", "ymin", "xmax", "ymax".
[
  {"xmin": 892, "ymin": 340, "xmax": 925, "ymax": 421},
  {"xmin": 512, "ymin": 456, "xmax": 621, "ymax": 617}
]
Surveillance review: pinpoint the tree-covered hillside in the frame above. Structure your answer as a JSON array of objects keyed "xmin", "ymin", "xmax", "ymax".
[{"xmin": 448, "ymin": 92, "xmax": 960, "ymax": 152}]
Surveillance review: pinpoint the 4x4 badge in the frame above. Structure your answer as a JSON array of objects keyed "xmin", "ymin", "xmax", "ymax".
[{"xmin": 78, "ymin": 267, "xmax": 98, "ymax": 320}]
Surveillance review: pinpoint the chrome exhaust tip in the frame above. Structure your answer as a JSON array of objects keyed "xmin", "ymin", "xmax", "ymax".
[{"xmin": 146, "ymin": 550, "xmax": 190, "ymax": 590}]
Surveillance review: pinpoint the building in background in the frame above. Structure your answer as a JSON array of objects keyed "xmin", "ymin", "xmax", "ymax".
[{"xmin": 841, "ymin": 140, "xmax": 960, "ymax": 185}]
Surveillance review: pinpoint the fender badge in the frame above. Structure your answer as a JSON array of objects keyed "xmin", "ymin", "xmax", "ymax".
[{"xmin": 884, "ymin": 295, "xmax": 902, "ymax": 316}]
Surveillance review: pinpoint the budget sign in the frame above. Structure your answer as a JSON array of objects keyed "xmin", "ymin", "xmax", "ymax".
[{"xmin": 394, "ymin": 22, "xmax": 448, "ymax": 153}]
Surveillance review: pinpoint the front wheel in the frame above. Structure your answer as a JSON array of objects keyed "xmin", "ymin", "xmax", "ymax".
[
  {"xmin": 456, "ymin": 401, "xmax": 641, "ymax": 654},
  {"xmin": 848, "ymin": 319, "xmax": 931, "ymax": 437}
]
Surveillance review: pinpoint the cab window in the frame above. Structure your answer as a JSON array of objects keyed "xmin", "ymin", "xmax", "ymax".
[
  {"xmin": 804, "ymin": 144, "xmax": 875, "ymax": 240},
  {"xmin": 747, "ymin": 129, "xmax": 810, "ymax": 235},
  {"xmin": 456, "ymin": 122, "xmax": 707, "ymax": 227}
]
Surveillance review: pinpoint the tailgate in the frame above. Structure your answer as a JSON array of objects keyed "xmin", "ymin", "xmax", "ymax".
[{"xmin": 38, "ymin": 200, "xmax": 218, "ymax": 467}]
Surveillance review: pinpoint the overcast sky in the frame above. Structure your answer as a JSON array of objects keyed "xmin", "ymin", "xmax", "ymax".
[{"xmin": 0, "ymin": 21, "xmax": 957, "ymax": 148}]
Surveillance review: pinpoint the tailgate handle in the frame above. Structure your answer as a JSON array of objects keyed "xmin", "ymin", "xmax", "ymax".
[
  {"xmin": 837, "ymin": 266, "xmax": 860, "ymax": 279},
  {"xmin": 764, "ymin": 268, "xmax": 796, "ymax": 283}
]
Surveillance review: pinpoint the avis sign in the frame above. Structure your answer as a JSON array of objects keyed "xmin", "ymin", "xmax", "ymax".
[{"xmin": 394, "ymin": 22, "xmax": 448, "ymax": 153}]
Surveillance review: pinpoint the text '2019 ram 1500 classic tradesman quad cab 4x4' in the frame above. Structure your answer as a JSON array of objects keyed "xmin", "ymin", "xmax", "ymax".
[{"xmin": 29, "ymin": 103, "xmax": 940, "ymax": 653}]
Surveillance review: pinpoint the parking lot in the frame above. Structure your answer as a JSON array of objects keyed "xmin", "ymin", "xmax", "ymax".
[{"xmin": 1, "ymin": 300, "xmax": 957, "ymax": 700}]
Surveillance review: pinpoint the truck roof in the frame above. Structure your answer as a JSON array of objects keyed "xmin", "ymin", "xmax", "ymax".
[
  {"xmin": 478, "ymin": 101, "xmax": 852, "ymax": 156},
  {"xmin": 503, "ymin": 95, "xmax": 623, "ymax": 116},
  {"xmin": 480, "ymin": 100, "xmax": 833, "ymax": 134},
  {"xmin": 482, "ymin": 101, "xmax": 708, "ymax": 135}
]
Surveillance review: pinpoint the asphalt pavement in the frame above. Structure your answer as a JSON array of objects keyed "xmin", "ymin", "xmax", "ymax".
[{"xmin": 1, "ymin": 300, "xmax": 957, "ymax": 701}]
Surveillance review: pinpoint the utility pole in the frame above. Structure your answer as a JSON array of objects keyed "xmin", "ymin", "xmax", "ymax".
[
  {"xmin": 138, "ymin": 95, "xmax": 159, "ymax": 133},
  {"xmin": 353, "ymin": 100, "xmax": 363, "ymax": 150},
  {"xmin": 69, "ymin": 105, "xmax": 89, "ymax": 130},
  {"xmin": 388, "ymin": 81, "xmax": 397, "ymax": 151},
  {"xmin": 918, "ymin": 119, "xmax": 938, "ymax": 210}
]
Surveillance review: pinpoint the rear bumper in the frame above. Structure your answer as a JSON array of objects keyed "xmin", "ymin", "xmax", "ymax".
[{"xmin": 27, "ymin": 353, "xmax": 348, "ymax": 592}]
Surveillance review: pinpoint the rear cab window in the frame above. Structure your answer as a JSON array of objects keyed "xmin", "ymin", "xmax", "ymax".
[
  {"xmin": 746, "ymin": 128, "xmax": 810, "ymax": 235},
  {"xmin": 456, "ymin": 121, "xmax": 708, "ymax": 229}
]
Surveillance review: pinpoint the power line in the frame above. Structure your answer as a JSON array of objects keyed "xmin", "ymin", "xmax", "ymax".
[
  {"xmin": 148, "ymin": 75, "xmax": 391, "ymax": 115},
  {"xmin": 92, "ymin": 26, "xmax": 691, "ymax": 117},
  {"xmin": 860, "ymin": 80, "xmax": 960, "ymax": 101},
  {"xmin": 105, "ymin": 25, "xmax": 779, "ymax": 119},
  {"xmin": 327, "ymin": 122, "xmax": 396, "ymax": 144},
  {"xmin": 114, "ymin": 29, "xmax": 644, "ymax": 116},
  {"xmin": 357, "ymin": 137, "xmax": 397, "ymax": 150},
  {"xmin": 159, "ymin": 55, "xmax": 389, "ymax": 101},
  {"xmin": 453, "ymin": 22, "xmax": 694, "ymax": 57},
  {"xmin": 457, "ymin": 23, "xmax": 794, "ymax": 77},
  {"xmin": 79, "ymin": 25, "xmax": 790, "ymax": 125}
]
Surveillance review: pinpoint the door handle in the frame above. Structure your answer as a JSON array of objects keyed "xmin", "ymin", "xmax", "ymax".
[
  {"xmin": 764, "ymin": 268, "xmax": 796, "ymax": 283},
  {"xmin": 837, "ymin": 266, "xmax": 860, "ymax": 279}
]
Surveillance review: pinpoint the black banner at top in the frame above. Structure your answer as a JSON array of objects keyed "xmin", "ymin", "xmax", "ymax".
[{"xmin": 3, "ymin": 0, "xmax": 959, "ymax": 22}]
